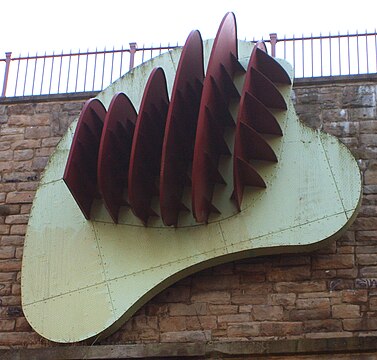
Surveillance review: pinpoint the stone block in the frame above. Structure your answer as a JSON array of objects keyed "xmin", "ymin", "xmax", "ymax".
[
  {"xmin": 332, "ymin": 304, "xmax": 360, "ymax": 318},
  {"xmin": 227, "ymin": 322, "xmax": 260, "ymax": 337},
  {"xmin": 260, "ymin": 321, "xmax": 303, "ymax": 336},
  {"xmin": 252, "ymin": 305, "xmax": 284, "ymax": 321},
  {"xmin": 168, "ymin": 303, "xmax": 207, "ymax": 316},
  {"xmin": 160, "ymin": 330, "xmax": 210, "ymax": 342}
]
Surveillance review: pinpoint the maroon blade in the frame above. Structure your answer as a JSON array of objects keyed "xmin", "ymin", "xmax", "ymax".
[
  {"xmin": 160, "ymin": 30, "xmax": 204, "ymax": 226},
  {"xmin": 97, "ymin": 92, "xmax": 137, "ymax": 223},
  {"xmin": 192, "ymin": 12, "xmax": 243, "ymax": 223},
  {"xmin": 128, "ymin": 68, "xmax": 169, "ymax": 225},
  {"xmin": 63, "ymin": 98, "xmax": 106, "ymax": 219}
]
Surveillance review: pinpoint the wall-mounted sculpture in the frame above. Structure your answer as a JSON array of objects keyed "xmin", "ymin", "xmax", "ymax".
[{"xmin": 21, "ymin": 13, "xmax": 362, "ymax": 343}]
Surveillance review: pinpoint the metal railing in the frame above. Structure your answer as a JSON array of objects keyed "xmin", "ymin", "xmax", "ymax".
[
  {"xmin": 268, "ymin": 31, "xmax": 377, "ymax": 78},
  {"xmin": 1, "ymin": 31, "xmax": 377, "ymax": 98},
  {"xmin": 0, "ymin": 43, "xmax": 179, "ymax": 98}
]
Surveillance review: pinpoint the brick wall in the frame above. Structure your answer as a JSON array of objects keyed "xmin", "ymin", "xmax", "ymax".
[{"xmin": 0, "ymin": 76, "xmax": 376, "ymax": 353}]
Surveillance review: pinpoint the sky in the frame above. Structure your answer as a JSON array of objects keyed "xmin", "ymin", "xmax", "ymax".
[{"xmin": 1, "ymin": 0, "xmax": 377, "ymax": 57}]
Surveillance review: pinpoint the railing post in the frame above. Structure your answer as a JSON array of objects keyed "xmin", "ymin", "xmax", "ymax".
[
  {"xmin": 129, "ymin": 42, "xmax": 137, "ymax": 70},
  {"xmin": 269, "ymin": 33, "xmax": 277, "ymax": 57},
  {"xmin": 1, "ymin": 52, "xmax": 12, "ymax": 97}
]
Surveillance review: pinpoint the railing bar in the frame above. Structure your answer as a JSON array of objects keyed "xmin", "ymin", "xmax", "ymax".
[
  {"xmin": 22, "ymin": 53, "xmax": 30, "ymax": 96},
  {"xmin": 75, "ymin": 49, "xmax": 81, "ymax": 92},
  {"xmin": 347, "ymin": 31, "xmax": 351, "ymax": 75},
  {"xmin": 311, "ymin": 34, "xmax": 314, "ymax": 77},
  {"xmin": 365, "ymin": 30, "xmax": 369, "ymax": 74},
  {"xmin": 31, "ymin": 52, "xmax": 38, "ymax": 95},
  {"xmin": 92, "ymin": 48, "xmax": 97, "ymax": 91},
  {"xmin": 14, "ymin": 55, "xmax": 21, "ymax": 97},
  {"xmin": 302, "ymin": 34, "xmax": 305, "ymax": 78},
  {"xmin": 320, "ymin": 33, "xmax": 323, "ymax": 77},
  {"xmin": 284, "ymin": 34, "xmax": 286, "ymax": 60},
  {"xmin": 101, "ymin": 48, "xmax": 106, "ymax": 90},
  {"xmin": 329, "ymin": 32, "xmax": 332, "ymax": 76},
  {"xmin": 119, "ymin": 45, "xmax": 123, "ymax": 78},
  {"xmin": 293, "ymin": 34, "xmax": 296, "ymax": 78},
  {"xmin": 84, "ymin": 50, "xmax": 89, "ymax": 92},
  {"xmin": 338, "ymin": 32, "xmax": 342, "ymax": 75},
  {"xmin": 110, "ymin": 46, "xmax": 115, "ymax": 84},
  {"xmin": 39, "ymin": 52, "xmax": 46, "ymax": 95},
  {"xmin": 142, "ymin": 45, "xmax": 145, "ymax": 63},
  {"xmin": 374, "ymin": 29, "xmax": 377, "ymax": 72},
  {"xmin": 356, "ymin": 30, "xmax": 360, "ymax": 74},
  {"xmin": 57, "ymin": 50, "xmax": 63, "ymax": 93},
  {"xmin": 66, "ymin": 50, "xmax": 72, "ymax": 93}
]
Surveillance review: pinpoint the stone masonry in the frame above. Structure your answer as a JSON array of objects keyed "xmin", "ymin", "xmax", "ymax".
[{"xmin": 0, "ymin": 76, "xmax": 376, "ymax": 350}]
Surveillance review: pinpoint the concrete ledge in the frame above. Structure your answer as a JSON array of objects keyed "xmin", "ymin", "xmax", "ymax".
[
  {"xmin": 1, "ymin": 336, "xmax": 377, "ymax": 359},
  {"xmin": 0, "ymin": 91, "xmax": 98, "ymax": 105},
  {"xmin": 294, "ymin": 73, "xmax": 377, "ymax": 87}
]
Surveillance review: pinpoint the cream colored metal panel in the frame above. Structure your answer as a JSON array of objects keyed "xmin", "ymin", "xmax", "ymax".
[
  {"xmin": 22, "ymin": 180, "xmax": 106, "ymax": 304},
  {"xmin": 21, "ymin": 41, "xmax": 362, "ymax": 343},
  {"xmin": 319, "ymin": 132, "xmax": 362, "ymax": 214},
  {"xmin": 23, "ymin": 283, "xmax": 114, "ymax": 343}
]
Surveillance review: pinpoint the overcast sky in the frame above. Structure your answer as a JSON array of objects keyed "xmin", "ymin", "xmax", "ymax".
[{"xmin": 1, "ymin": 0, "xmax": 376, "ymax": 56}]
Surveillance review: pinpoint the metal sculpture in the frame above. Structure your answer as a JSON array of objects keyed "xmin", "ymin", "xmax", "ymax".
[{"xmin": 22, "ymin": 13, "xmax": 362, "ymax": 343}]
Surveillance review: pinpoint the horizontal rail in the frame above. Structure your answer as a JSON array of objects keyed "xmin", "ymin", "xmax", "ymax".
[{"xmin": 1, "ymin": 31, "xmax": 376, "ymax": 98}]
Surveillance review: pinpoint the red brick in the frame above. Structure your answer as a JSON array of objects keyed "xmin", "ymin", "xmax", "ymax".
[
  {"xmin": 274, "ymin": 281, "xmax": 327, "ymax": 293},
  {"xmin": 260, "ymin": 321, "xmax": 303, "ymax": 336},
  {"xmin": 296, "ymin": 298, "xmax": 330, "ymax": 309},
  {"xmin": 13, "ymin": 149, "xmax": 34, "ymax": 161},
  {"xmin": 303, "ymin": 319, "xmax": 342, "ymax": 333},
  {"xmin": 227, "ymin": 322, "xmax": 260, "ymax": 337},
  {"xmin": 191, "ymin": 291, "xmax": 230, "ymax": 304},
  {"xmin": 357, "ymin": 254, "xmax": 377, "ymax": 265},
  {"xmin": 0, "ymin": 260, "xmax": 21, "ymax": 272},
  {"xmin": 192, "ymin": 275, "xmax": 239, "ymax": 291},
  {"xmin": 332, "ymin": 304, "xmax": 360, "ymax": 318},
  {"xmin": 5, "ymin": 214, "xmax": 29, "ymax": 225},
  {"xmin": 218, "ymin": 313, "xmax": 250, "ymax": 323},
  {"xmin": 0, "ymin": 246, "xmax": 15, "ymax": 259},
  {"xmin": 0, "ymin": 235, "xmax": 24, "ymax": 246},
  {"xmin": 10, "ymin": 224, "xmax": 27, "ymax": 235},
  {"xmin": 268, "ymin": 293, "xmax": 296, "ymax": 306},
  {"xmin": 0, "ymin": 319, "xmax": 15, "ymax": 331},
  {"xmin": 267, "ymin": 266, "xmax": 311, "ymax": 282},
  {"xmin": 168, "ymin": 303, "xmax": 207, "ymax": 316},
  {"xmin": 312, "ymin": 254, "xmax": 354, "ymax": 269},
  {"xmin": 343, "ymin": 318, "xmax": 377, "ymax": 331},
  {"xmin": 160, "ymin": 330, "xmax": 210, "ymax": 342},
  {"xmin": 0, "ymin": 225, "xmax": 10, "ymax": 235},
  {"xmin": 6, "ymin": 191, "xmax": 35, "ymax": 204},
  {"xmin": 208, "ymin": 304, "xmax": 238, "ymax": 315},
  {"xmin": 154, "ymin": 286, "xmax": 190, "ymax": 303},
  {"xmin": 252, "ymin": 305, "xmax": 283, "ymax": 321},
  {"xmin": 342, "ymin": 290, "xmax": 368, "ymax": 303},
  {"xmin": 186, "ymin": 315, "xmax": 217, "ymax": 330},
  {"xmin": 290, "ymin": 308, "xmax": 330, "ymax": 321},
  {"xmin": 159, "ymin": 316, "xmax": 186, "ymax": 332},
  {"xmin": 15, "ymin": 317, "xmax": 32, "ymax": 331},
  {"xmin": 24, "ymin": 126, "xmax": 51, "ymax": 139}
]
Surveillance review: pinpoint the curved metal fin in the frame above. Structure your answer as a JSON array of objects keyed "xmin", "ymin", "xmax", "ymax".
[
  {"xmin": 98, "ymin": 93, "xmax": 137, "ymax": 223},
  {"xmin": 160, "ymin": 30, "xmax": 204, "ymax": 227},
  {"xmin": 63, "ymin": 98, "xmax": 106, "ymax": 219},
  {"xmin": 192, "ymin": 12, "xmax": 238, "ymax": 223},
  {"xmin": 128, "ymin": 68, "xmax": 169, "ymax": 225}
]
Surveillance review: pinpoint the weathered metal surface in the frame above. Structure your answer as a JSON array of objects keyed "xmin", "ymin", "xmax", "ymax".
[
  {"xmin": 128, "ymin": 67, "xmax": 169, "ymax": 225},
  {"xmin": 63, "ymin": 98, "xmax": 106, "ymax": 219},
  {"xmin": 160, "ymin": 30, "xmax": 204, "ymax": 226},
  {"xmin": 22, "ymin": 14, "xmax": 362, "ymax": 344},
  {"xmin": 192, "ymin": 12, "xmax": 243, "ymax": 223},
  {"xmin": 97, "ymin": 92, "xmax": 137, "ymax": 223}
]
